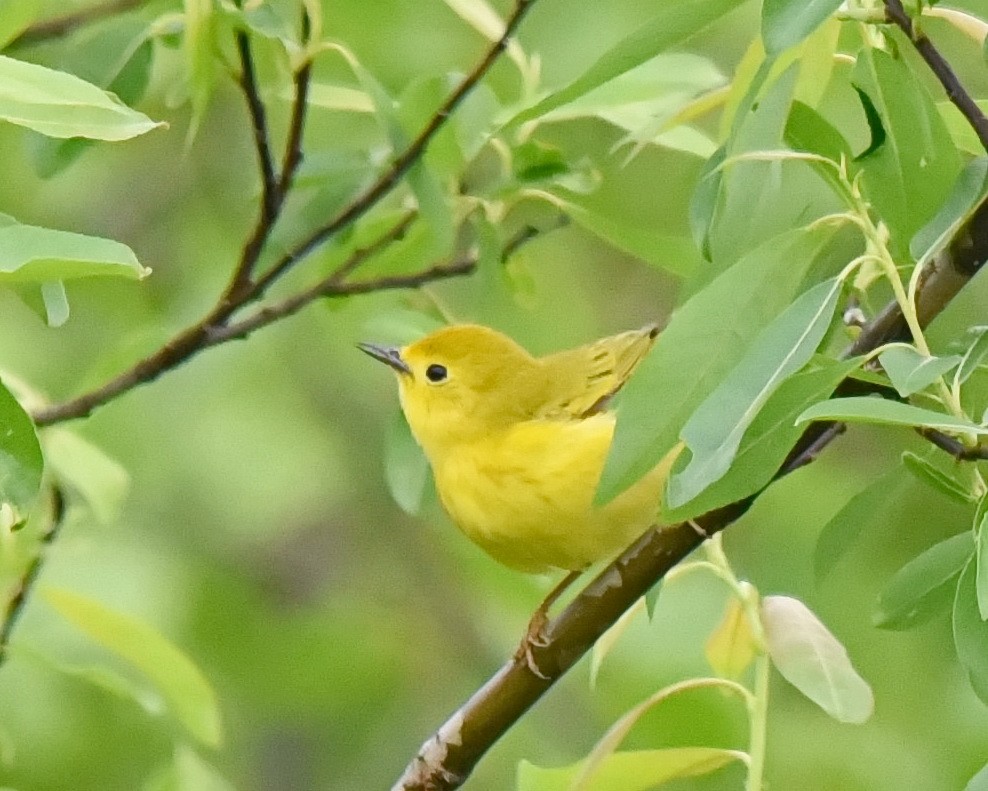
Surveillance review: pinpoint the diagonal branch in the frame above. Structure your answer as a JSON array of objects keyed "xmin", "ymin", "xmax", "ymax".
[
  {"xmin": 249, "ymin": 0, "xmax": 538, "ymax": 296},
  {"xmin": 393, "ymin": 11, "xmax": 988, "ymax": 783},
  {"xmin": 884, "ymin": 0, "xmax": 988, "ymax": 150},
  {"xmin": 0, "ymin": 487, "xmax": 65, "ymax": 668},
  {"xmin": 30, "ymin": 0, "xmax": 538, "ymax": 427}
]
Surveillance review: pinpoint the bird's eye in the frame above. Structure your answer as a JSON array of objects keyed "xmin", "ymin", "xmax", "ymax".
[{"xmin": 425, "ymin": 363, "xmax": 448, "ymax": 383}]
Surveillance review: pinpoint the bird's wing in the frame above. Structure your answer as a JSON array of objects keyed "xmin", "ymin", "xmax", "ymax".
[{"xmin": 535, "ymin": 323, "xmax": 660, "ymax": 419}]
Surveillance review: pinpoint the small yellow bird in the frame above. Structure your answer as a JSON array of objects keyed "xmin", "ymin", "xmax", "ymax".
[{"xmin": 359, "ymin": 323, "xmax": 672, "ymax": 666}]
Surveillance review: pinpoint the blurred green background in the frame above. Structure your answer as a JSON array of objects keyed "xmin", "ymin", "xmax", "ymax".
[{"xmin": 1, "ymin": 0, "xmax": 988, "ymax": 789}]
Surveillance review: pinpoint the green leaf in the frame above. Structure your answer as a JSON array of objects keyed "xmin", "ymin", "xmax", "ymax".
[
  {"xmin": 43, "ymin": 587, "xmax": 223, "ymax": 747},
  {"xmin": 183, "ymin": 0, "xmax": 217, "ymax": 141},
  {"xmin": 0, "ymin": 0, "xmax": 41, "ymax": 50},
  {"xmin": 977, "ymin": 504, "xmax": 988, "ymax": 621},
  {"xmin": 599, "ymin": 224, "xmax": 840, "ymax": 504},
  {"xmin": 783, "ymin": 101, "xmax": 854, "ymax": 201},
  {"xmin": 667, "ymin": 277, "xmax": 843, "ymax": 509},
  {"xmin": 762, "ymin": 0, "xmax": 843, "ymax": 56},
  {"xmin": 551, "ymin": 194, "xmax": 699, "ymax": 278},
  {"xmin": 663, "ymin": 357, "xmax": 863, "ymax": 524},
  {"xmin": 762, "ymin": 595, "xmax": 874, "ymax": 723},
  {"xmin": 43, "ymin": 428, "xmax": 130, "ymax": 525},
  {"xmin": 901, "ymin": 451, "xmax": 973, "ymax": 505},
  {"xmin": 517, "ymin": 748, "xmax": 740, "ymax": 791},
  {"xmin": 19, "ymin": 646, "xmax": 163, "ymax": 716},
  {"xmin": 0, "ymin": 377, "xmax": 43, "ymax": 519},
  {"xmin": 964, "ymin": 761, "xmax": 988, "ymax": 791},
  {"xmin": 705, "ymin": 597, "xmax": 755, "ymax": 679},
  {"xmin": 0, "ymin": 55, "xmax": 163, "ymax": 140},
  {"xmin": 0, "ymin": 222, "xmax": 149, "ymax": 282},
  {"xmin": 878, "ymin": 345, "xmax": 961, "ymax": 397},
  {"xmin": 797, "ymin": 397, "xmax": 988, "ymax": 435},
  {"xmin": 327, "ymin": 44, "xmax": 453, "ymax": 256},
  {"xmin": 302, "ymin": 83, "xmax": 374, "ymax": 113},
  {"xmin": 955, "ymin": 325, "xmax": 988, "ymax": 387},
  {"xmin": 910, "ymin": 158, "xmax": 988, "ymax": 265},
  {"xmin": 506, "ymin": 0, "xmax": 746, "ymax": 127},
  {"xmin": 851, "ymin": 47, "xmax": 962, "ymax": 259},
  {"xmin": 384, "ymin": 411, "xmax": 431, "ymax": 516},
  {"xmin": 814, "ymin": 468, "xmax": 908, "ymax": 582},
  {"xmin": 874, "ymin": 533, "xmax": 973, "ymax": 629},
  {"xmin": 953, "ymin": 558, "xmax": 988, "ymax": 705},
  {"xmin": 938, "ymin": 101, "xmax": 988, "ymax": 156},
  {"xmin": 40, "ymin": 280, "xmax": 69, "ymax": 327},
  {"xmin": 144, "ymin": 746, "xmax": 237, "ymax": 791}
]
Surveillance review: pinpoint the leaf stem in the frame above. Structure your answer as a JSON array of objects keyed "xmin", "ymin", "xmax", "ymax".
[{"xmin": 745, "ymin": 653, "xmax": 771, "ymax": 791}]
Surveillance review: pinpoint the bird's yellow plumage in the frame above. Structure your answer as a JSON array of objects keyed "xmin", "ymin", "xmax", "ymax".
[{"xmin": 359, "ymin": 323, "xmax": 672, "ymax": 574}]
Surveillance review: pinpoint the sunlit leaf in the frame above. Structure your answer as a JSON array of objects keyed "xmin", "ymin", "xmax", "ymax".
[
  {"xmin": 874, "ymin": 533, "xmax": 972, "ymax": 630},
  {"xmin": 44, "ymin": 587, "xmax": 223, "ymax": 747},
  {"xmin": 667, "ymin": 277, "xmax": 843, "ymax": 509},
  {"xmin": 507, "ymin": 0, "xmax": 745, "ymax": 127},
  {"xmin": 797, "ymin": 397, "xmax": 988, "ymax": 435},
  {"xmin": 0, "ymin": 377, "xmax": 43, "ymax": 519},
  {"xmin": 705, "ymin": 597, "xmax": 755, "ymax": 679},
  {"xmin": 761, "ymin": 0, "xmax": 843, "ymax": 56},
  {"xmin": 878, "ymin": 345, "xmax": 961, "ymax": 397},
  {"xmin": 40, "ymin": 280, "xmax": 68, "ymax": 327},
  {"xmin": 901, "ymin": 451, "xmax": 974, "ymax": 505},
  {"xmin": 0, "ymin": 221, "xmax": 149, "ymax": 282},
  {"xmin": 762, "ymin": 595, "xmax": 873, "ymax": 723},
  {"xmin": 953, "ymin": 559, "xmax": 988, "ymax": 704},
  {"xmin": 0, "ymin": 55, "xmax": 163, "ymax": 140},
  {"xmin": 144, "ymin": 746, "xmax": 237, "ymax": 791},
  {"xmin": 517, "ymin": 748, "xmax": 741, "ymax": 791}
]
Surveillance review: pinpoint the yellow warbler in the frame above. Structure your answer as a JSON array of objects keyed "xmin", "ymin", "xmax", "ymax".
[{"xmin": 359, "ymin": 323, "xmax": 672, "ymax": 576}]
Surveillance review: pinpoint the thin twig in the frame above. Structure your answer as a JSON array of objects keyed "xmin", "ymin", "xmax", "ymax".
[
  {"xmin": 249, "ymin": 0, "xmax": 538, "ymax": 296},
  {"xmin": 277, "ymin": 15, "xmax": 312, "ymax": 199},
  {"xmin": 31, "ymin": 0, "xmax": 537, "ymax": 426},
  {"xmin": 9, "ymin": 0, "xmax": 145, "ymax": 47},
  {"xmin": 884, "ymin": 0, "xmax": 988, "ymax": 150},
  {"xmin": 918, "ymin": 428, "xmax": 988, "ymax": 461},
  {"xmin": 392, "ymin": 48, "xmax": 988, "ymax": 791},
  {"xmin": 0, "ymin": 488, "xmax": 65, "ymax": 667},
  {"xmin": 236, "ymin": 31, "xmax": 279, "ymax": 226}
]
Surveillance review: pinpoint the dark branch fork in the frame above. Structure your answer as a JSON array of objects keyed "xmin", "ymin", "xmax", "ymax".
[
  {"xmin": 1, "ymin": 0, "xmax": 536, "ymax": 700},
  {"xmin": 392, "ymin": 3, "xmax": 988, "ymax": 787},
  {"xmin": 31, "ymin": 0, "xmax": 537, "ymax": 426}
]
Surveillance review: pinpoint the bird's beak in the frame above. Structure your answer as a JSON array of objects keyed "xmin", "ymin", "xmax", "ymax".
[{"xmin": 357, "ymin": 342, "xmax": 412, "ymax": 375}]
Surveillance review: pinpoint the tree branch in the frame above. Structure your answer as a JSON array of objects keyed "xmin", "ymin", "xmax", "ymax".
[
  {"xmin": 30, "ymin": 0, "xmax": 538, "ymax": 426},
  {"xmin": 0, "ymin": 487, "xmax": 65, "ymax": 668},
  {"xmin": 249, "ymin": 0, "xmax": 538, "ymax": 295},
  {"xmin": 392, "ymin": 18, "xmax": 988, "ymax": 782},
  {"xmin": 884, "ymin": 0, "xmax": 988, "ymax": 150}
]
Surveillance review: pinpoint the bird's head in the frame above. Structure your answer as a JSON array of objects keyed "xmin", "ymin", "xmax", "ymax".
[{"xmin": 359, "ymin": 324, "xmax": 539, "ymax": 456}]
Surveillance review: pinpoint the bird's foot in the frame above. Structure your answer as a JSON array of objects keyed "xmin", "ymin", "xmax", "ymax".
[{"xmin": 514, "ymin": 607, "xmax": 551, "ymax": 679}]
